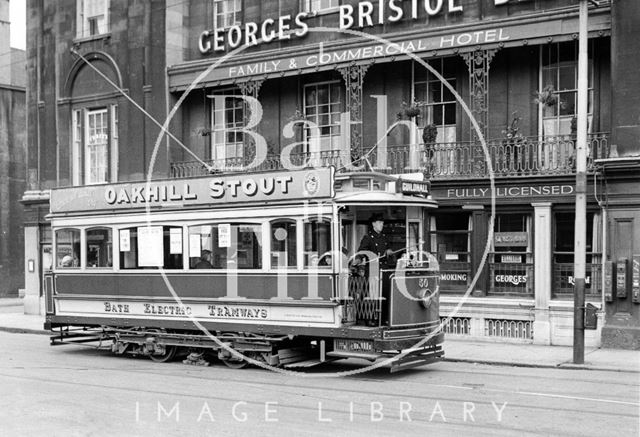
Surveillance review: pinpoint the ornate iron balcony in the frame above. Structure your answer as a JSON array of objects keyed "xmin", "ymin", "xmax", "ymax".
[{"xmin": 169, "ymin": 133, "xmax": 609, "ymax": 179}]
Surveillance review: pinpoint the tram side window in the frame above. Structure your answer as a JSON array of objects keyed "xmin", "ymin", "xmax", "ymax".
[
  {"xmin": 304, "ymin": 219, "xmax": 332, "ymax": 267},
  {"xmin": 56, "ymin": 229, "xmax": 81, "ymax": 268},
  {"xmin": 189, "ymin": 224, "xmax": 262, "ymax": 269},
  {"xmin": 86, "ymin": 228, "xmax": 113, "ymax": 268},
  {"xmin": 119, "ymin": 226, "xmax": 183, "ymax": 269},
  {"xmin": 163, "ymin": 226, "xmax": 184, "ymax": 269},
  {"xmin": 119, "ymin": 228, "xmax": 139, "ymax": 269},
  {"xmin": 271, "ymin": 220, "xmax": 297, "ymax": 268}
]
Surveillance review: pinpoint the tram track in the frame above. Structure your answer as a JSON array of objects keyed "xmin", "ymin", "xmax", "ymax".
[
  {"xmin": 0, "ymin": 370, "xmax": 622, "ymax": 437},
  {"xmin": 2, "ymin": 332, "xmax": 637, "ymax": 436},
  {"xmin": 0, "ymin": 361, "xmax": 637, "ymax": 419},
  {"xmin": 6, "ymin": 346, "xmax": 638, "ymax": 410}
]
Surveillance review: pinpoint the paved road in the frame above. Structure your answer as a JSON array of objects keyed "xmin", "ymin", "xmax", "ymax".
[{"xmin": 0, "ymin": 332, "xmax": 637, "ymax": 437}]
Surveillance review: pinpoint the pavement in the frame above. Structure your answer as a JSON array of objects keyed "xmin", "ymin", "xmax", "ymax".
[{"xmin": 1, "ymin": 297, "xmax": 638, "ymax": 373}]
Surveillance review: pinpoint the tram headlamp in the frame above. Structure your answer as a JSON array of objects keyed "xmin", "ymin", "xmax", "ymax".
[{"xmin": 417, "ymin": 288, "xmax": 435, "ymax": 309}]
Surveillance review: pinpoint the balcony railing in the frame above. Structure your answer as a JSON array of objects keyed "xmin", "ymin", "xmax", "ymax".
[{"xmin": 170, "ymin": 133, "xmax": 609, "ymax": 179}]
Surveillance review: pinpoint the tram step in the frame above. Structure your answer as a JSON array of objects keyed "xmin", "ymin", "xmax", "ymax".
[
  {"xmin": 283, "ymin": 359, "xmax": 328, "ymax": 369},
  {"xmin": 326, "ymin": 351, "xmax": 380, "ymax": 361},
  {"xmin": 278, "ymin": 347, "xmax": 316, "ymax": 365},
  {"xmin": 50, "ymin": 335, "xmax": 107, "ymax": 345}
]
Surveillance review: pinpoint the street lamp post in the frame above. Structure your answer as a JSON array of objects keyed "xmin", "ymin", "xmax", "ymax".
[{"xmin": 573, "ymin": 0, "xmax": 590, "ymax": 364}]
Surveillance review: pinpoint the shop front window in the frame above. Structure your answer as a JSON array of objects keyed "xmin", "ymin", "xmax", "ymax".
[
  {"xmin": 489, "ymin": 213, "xmax": 533, "ymax": 296},
  {"xmin": 429, "ymin": 213, "xmax": 471, "ymax": 292},
  {"xmin": 552, "ymin": 212, "xmax": 602, "ymax": 298}
]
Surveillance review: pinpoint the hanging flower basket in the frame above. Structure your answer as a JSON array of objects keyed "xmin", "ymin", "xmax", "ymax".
[
  {"xmin": 397, "ymin": 100, "xmax": 424, "ymax": 120},
  {"xmin": 534, "ymin": 84, "xmax": 558, "ymax": 107}
]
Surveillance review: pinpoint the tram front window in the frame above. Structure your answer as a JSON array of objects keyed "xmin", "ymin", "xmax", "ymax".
[{"xmin": 189, "ymin": 223, "xmax": 262, "ymax": 269}]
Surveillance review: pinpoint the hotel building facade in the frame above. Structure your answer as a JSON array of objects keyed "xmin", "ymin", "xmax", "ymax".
[{"xmin": 23, "ymin": 0, "xmax": 640, "ymax": 348}]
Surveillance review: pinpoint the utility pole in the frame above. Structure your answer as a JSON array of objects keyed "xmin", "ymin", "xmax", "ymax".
[{"xmin": 573, "ymin": 0, "xmax": 589, "ymax": 364}]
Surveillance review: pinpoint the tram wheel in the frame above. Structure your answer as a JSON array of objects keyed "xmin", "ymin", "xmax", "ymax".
[{"xmin": 149, "ymin": 345, "xmax": 178, "ymax": 363}]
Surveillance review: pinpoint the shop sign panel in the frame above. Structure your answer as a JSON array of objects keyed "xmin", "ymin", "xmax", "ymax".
[
  {"xmin": 494, "ymin": 232, "xmax": 528, "ymax": 247},
  {"xmin": 50, "ymin": 168, "xmax": 334, "ymax": 213}
]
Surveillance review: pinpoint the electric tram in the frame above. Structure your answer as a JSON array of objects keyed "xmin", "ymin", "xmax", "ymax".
[{"xmin": 44, "ymin": 167, "xmax": 443, "ymax": 372}]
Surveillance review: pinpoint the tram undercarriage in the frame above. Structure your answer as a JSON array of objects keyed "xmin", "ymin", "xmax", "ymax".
[{"xmin": 48, "ymin": 322, "xmax": 444, "ymax": 373}]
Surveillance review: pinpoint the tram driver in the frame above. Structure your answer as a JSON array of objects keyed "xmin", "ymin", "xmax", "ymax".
[{"xmin": 353, "ymin": 213, "xmax": 396, "ymax": 271}]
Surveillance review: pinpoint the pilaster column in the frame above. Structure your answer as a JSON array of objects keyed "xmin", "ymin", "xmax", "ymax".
[
  {"xmin": 338, "ymin": 64, "xmax": 370, "ymax": 158},
  {"xmin": 532, "ymin": 202, "xmax": 553, "ymax": 345},
  {"xmin": 23, "ymin": 224, "xmax": 41, "ymax": 315}
]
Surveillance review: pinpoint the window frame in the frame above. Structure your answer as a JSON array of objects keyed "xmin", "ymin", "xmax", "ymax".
[
  {"xmin": 539, "ymin": 41, "xmax": 595, "ymax": 137},
  {"xmin": 76, "ymin": 0, "xmax": 110, "ymax": 39},
  {"xmin": 300, "ymin": 0, "xmax": 340, "ymax": 14},
  {"xmin": 209, "ymin": 88, "xmax": 245, "ymax": 167},
  {"xmin": 117, "ymin": 224, "xmax": 187, "ymax": 271},
  {"xmin": 213, "ymin": 0, "xmax": 242, "ymax": 31},
  {"xmin": 54, "ymin": 228, "xmax": 83, "ymax": 270},
  {"xmin": 270, "ymin": 219, "xmax": 299, "ymax": 270},
  {"xmin": 187, "ymin": 221, "xmax": 265, "ymax": 271},
  {"xmin": 303, "ymin": 80, "xmax": 344, "ymax": 153},
  {"xmin": 85, "ymin": 226, "xmax": 114, "ymax": 269},
  {"xmin": 413, "ymin": 58, "xmax": 458, "ymax": 143},
  {"xmin": 302, "ymin": 217, "xmax": 334, "ymax": 269},
  {"xmin": 71, "ymin": 104, "xmax": 118, "ymax": 186}
]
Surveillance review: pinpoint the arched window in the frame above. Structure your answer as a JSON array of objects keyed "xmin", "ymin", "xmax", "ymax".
[
  {"xmin": 56, "ymin": 229, "xmax": 81, "ymax": 268},
  {"xmin": 271, "ymin": 220, "xmax": 297, "ymax": 268},
  {"xmin": 86, "ymin": 227, "xmax": 113, "ymax": 268}
]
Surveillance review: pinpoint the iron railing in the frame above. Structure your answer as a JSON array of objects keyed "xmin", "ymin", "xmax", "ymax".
[
  {"xmin": 170, "ymin": 133, "xmax": 609, "ymax": 179},
  {"xmin": 485, "ymin": 319, "xmax": 533, "ymax": 340}
]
